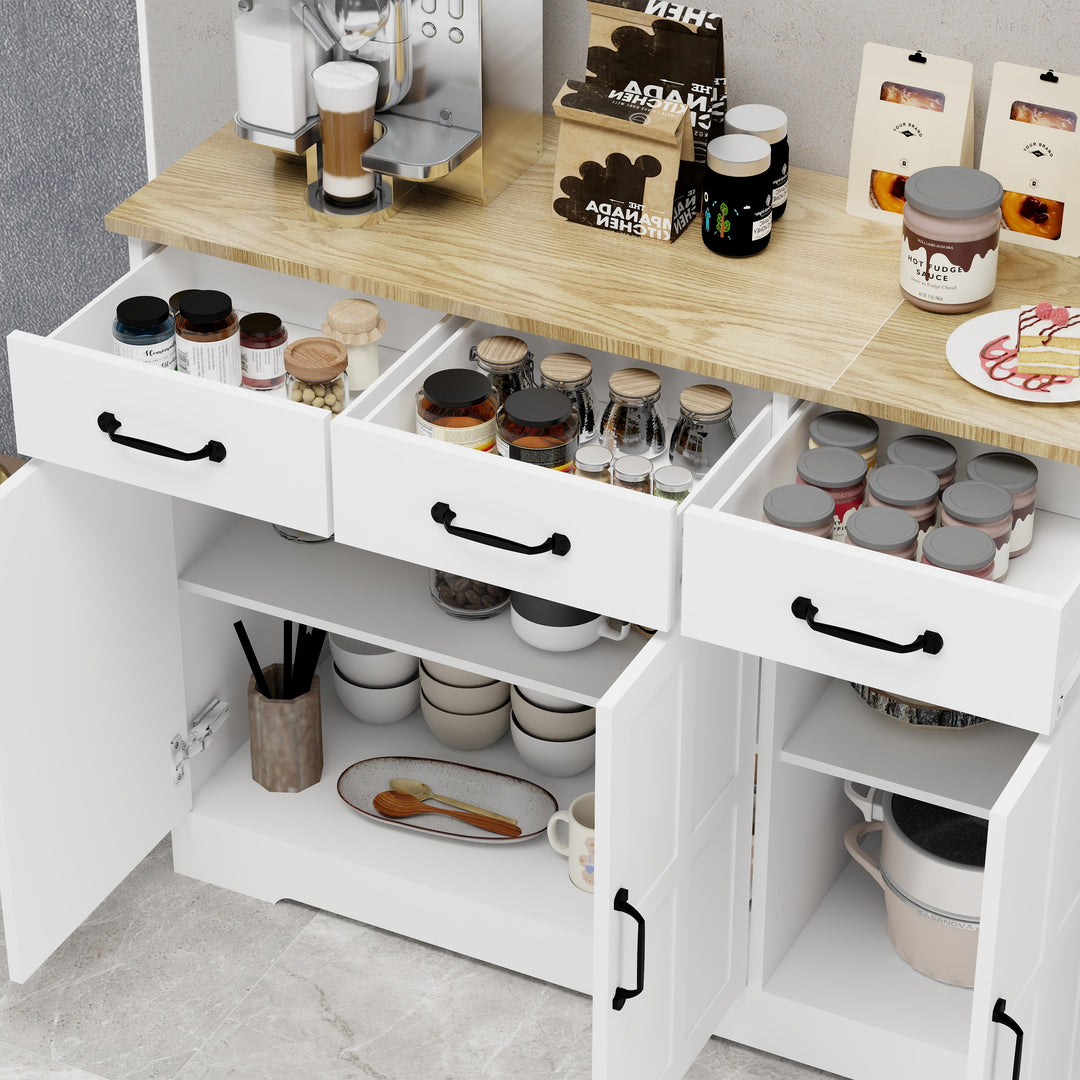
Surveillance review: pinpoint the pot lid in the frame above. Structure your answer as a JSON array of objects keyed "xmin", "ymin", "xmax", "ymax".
[{"xmin": 891, "ymin": 794, "xmax": 988, "ymax": 868}]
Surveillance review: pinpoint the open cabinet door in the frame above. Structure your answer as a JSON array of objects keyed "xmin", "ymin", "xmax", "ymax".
[
  {"xmin": 0, "ymin": 463, "xmax": 190, "ymax": 982},
  {"xmin": 592, "ymin": 633, "xmax": 755, "ymax": 1080}
]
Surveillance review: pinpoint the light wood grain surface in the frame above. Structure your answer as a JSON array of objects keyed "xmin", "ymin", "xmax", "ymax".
[{"xmin": 105, "ymin": 117, "xmax": 1080, "ymax": 462}]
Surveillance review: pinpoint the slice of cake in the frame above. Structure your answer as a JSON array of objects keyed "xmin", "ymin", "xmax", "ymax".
[{"xmin": 1016, "ymin": 302, "xmax": 1080, "ymax": 377}]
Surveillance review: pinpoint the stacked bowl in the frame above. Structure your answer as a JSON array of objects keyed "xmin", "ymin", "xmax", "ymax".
[
  {"xmin": 330, "ymin": 634, "xmax": 420, "ymax": 724},
  {"xmin": 419, "ymin": 660, "xmax": 511, "ymax": 749},
  {"xmin": 510, "ymin": 685, "xmax": 596, "ymax": 777}
]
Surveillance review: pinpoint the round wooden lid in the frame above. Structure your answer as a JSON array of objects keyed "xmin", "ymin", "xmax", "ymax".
[
  {"xmin": 284, "ymin": 337, "xmax": 349, "ymax": 381},
  {"xmin": 608, "ymin": 367, "xmax": 661, "ymax": 403},
  {"xmin": 473, "ymin": 335, "xmax": 530, "ymax": 369},
  {"xmin": 539, "ymin": 352, "xmax": 593, "ymax": 387},
  {"xmin": 679, "ymin": 383, "xmax": 733, "ymax": 421},
  {"xmin": 322, "ymin": 298, "xmax": 386, "ymax": 344}
]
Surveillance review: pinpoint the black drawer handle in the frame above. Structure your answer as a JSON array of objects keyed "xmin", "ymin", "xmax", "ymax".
[
  {"xmin": 791, "ymin": 597, "xmax": 943, "ymax": 655},
  {"xmin": 97, "ymin": 412, "xmax": 226, "ymax": 463},
  {"xmin": 431, "ymin": 502, "xmax": 570, "ymax": 556},
  {"xmin": 612, "ymin": 887, "xmax": 645, "ymax": 1011},
  {"xmin": 992, "ymin": 998, "xmax": 1024, "ymax": 1080}
]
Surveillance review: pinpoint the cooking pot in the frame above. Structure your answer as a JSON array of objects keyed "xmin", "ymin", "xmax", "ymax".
[{"xmin": 844, "ymin": 782, "xmax": 987, "ymax": 987}]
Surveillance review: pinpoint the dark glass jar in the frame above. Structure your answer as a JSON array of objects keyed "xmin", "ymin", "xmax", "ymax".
[
  {"xmin": 724, "ymin": 104, "xmax": 789, "ymax": 219},
  {"xmin": 175, "ymin": 290, "xmax": 241, "ymax": 385},
  {"xmin": 112, "ymin": 295, "xmax": 175, "ymax": 369},
  {"xmin": 415, "ymin": 369, "xmax": 497, "ymax": 452},
  {"xmin": 669, "ymin": 383, "xmax": 737, "ymax": 479},
  {"xmin": 702, "ymin": 134, "xmax": 772, "ymax": 257},
  {"xmin": 496, "ymin": 388, "xmax": 580, "ymax": 472},
  {"xmin": 540, "ymin": 352, "xmax": 597, "ymax": 441},
  {"xmin": 469, "ymin": 335, "xmax": 534, "ymax": 406},
  {"xmin": 239, "ymin": 312, "xmax": 288, "ymax": 391},
  {"xmin": 599, "ymin": 368, "xmax": 666, "ymax": 459}
]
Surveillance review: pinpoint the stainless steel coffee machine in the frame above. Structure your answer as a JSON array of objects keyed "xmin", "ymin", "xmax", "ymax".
[{"xmin": 233, "ymin": 0, "xmax": 542, "ymax": 224}]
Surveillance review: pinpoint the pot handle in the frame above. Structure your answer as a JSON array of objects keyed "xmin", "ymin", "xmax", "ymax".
[
  {"xmin": 599, "ymin": 619, "xmax": 631, "ymax": 643},
  {"xmin": 844, "ymin": 820, "xmax": 885, "ymax": 890},
  {"xmin": 843, "ymin": 780, "xmax": 883, "ymax": 822}
]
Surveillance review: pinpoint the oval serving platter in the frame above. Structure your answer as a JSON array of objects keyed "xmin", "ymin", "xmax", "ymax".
[{"xmin": 337, "ymin": 755, "xmax": 557, "ymax": 843}]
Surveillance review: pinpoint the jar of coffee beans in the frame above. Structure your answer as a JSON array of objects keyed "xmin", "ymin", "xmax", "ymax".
[{"xmin": 429, "ymin": 569, "xmax": 510, "ymax": 619}]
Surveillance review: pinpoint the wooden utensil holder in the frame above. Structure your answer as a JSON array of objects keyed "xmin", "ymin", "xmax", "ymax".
[{"xmin": 248, "ymin": 664, "xmax": 323, "ymax": 793}]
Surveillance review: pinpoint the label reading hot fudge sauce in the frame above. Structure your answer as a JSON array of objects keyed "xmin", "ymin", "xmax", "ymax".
[{"xmin": 900, "ymin": 227, "xmax": 1000, "ymax": 307}]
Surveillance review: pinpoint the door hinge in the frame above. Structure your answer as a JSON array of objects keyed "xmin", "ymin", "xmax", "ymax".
[{"xmin": 171, "ymin": 698, "xmax": 230, "ymax": 784}]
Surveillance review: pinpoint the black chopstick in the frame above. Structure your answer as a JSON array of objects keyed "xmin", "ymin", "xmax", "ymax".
[
  {"xmin": 283, "ymin": 619, "xmax": 293, "ymax": 699},
  {"xmin": 234, "ymin": 619, "xmax": 273, "ymax": 698}
]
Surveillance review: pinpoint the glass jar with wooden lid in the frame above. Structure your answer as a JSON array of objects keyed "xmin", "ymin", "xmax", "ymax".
[
  {"xmin": 599, "ymin": 367, "xmax": 666, "ymax": 459},
  {"xmin": 496, "ymin": 387, "xmax": 580, "ymax": 472},
  {"xmin": 322, "ymin": 298, "xmax": 385, "ymax": 395},
  {"xmin": 284, "ymin": 337, "xmax": 349, "ymax": 414},
  {"xmin": 669, "ymin": 383, "xmax": 738, "ymax": 479},
  {"xmin": 469, "ymin": 335, "xmax": 534, "ymax": 405},
  {"xmin": 539, "ymin": 352, "xmax": 597, "ymax": 441},
  {"xmin": 415, "ymin": 369, "xmax": 497, "ymax": 451}
]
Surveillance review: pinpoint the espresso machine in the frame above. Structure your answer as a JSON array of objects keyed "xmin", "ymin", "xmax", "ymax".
[{"xmin": 233, "ymin": 0, "xmax": 543, "ymax": 224}]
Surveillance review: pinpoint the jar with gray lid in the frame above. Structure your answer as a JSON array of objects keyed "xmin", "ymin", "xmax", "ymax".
[
  {"xmin": 808, "ymin": 410, "xmax": 879, "ymax": 468},
  {"xmin": 613, "ymin": 454, "xmax": 653, "ymax": 493},
  {"xmin": 795, "ymin": 446, "xmax": 868, "ymax": 540},
  {"xmin": 965, "ymin": 452, "xmax": 1038, "ymax": 557},
  {"xmin": 885, "ymin": 434, "xmax": 958, "ymax": 492},
  {"xmin": 469, "ymin": 335, "xmax": 534, "ymax": 406},
  {"xmin": 762, "ymin": 483, "xmax": 834, "ymax": 538},
  {"xmin": 940, "ymin": 480, "xmax": 1013, "ymax": 581},
  {"xmin": 845, "ymin": 506, "xmax": 918, "ymax": 560},
  {"xmin": 724, "ymin": 104, "xmax": 789, "ymax": 219},
  {"xmin": 574, "ymin": 444, "xmax": 612, "ymax": 483},
  {"xmin": 653, "ymin": 465, "xmax": 693, "ymax": 504},
  {"xmin": 702, "ymin": 134, "xmax": 772, "ymax": 256},
  {"xmin": 867, "ymin": 463, "xmax": 940, "ymax": 556},
  {"xmin": 921, "ymin": 526, "xmax": 996, "ymax": 580},
  {"xmin": 669, "ymin": 383, "xmax": 738, "ymax": 479},
  {"xmin": 899, "ymin": 166, "xmax": 1003, "ymax": 314}
]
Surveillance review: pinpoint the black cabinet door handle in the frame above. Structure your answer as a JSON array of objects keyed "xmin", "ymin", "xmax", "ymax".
[
  {"xmin": 992, "ymin": 998, "xmax": 1024, "ymax": 1080},
  {"xmin": 791, "ymin": 597, "xmax": 943, "ymax": 655},
  {"xmin": 430, "ymin": 502, "xmax": 570, "ymax": 556},
  {"xmin": 612, "ymin": 888, "xmax": 645, "ymax": 1011},
  {"xmin": 97, "ymin": 412, "xmax": 226, "ymax": 463}
]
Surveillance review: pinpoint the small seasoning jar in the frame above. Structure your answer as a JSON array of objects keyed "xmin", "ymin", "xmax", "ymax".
[
  {"xmin": 921, "ymin": 525, "xmax": 997, "ymax": 581},
  {"xmin": 496, "ymin": 388, "xmax": 580, "ymax": 472},
  {"xmin": 284, "ymin": 337, "xmax": 348, "ymax": 413},
  {"xmin": 599, "ymin": 368, "xmax": 666, "ymax": 459},
  {"xmin": 470, "ymin": 335, "xmax": 534, "ymax": 406},
  {"xmin": 866, "ymin": 464, "xmax": 940, "ymax": 556},
  {"xmin": 322, "ymin": 298, "xmax": 385, "ymax": 395},
  {"xmin": 899, "ymin": 166, "xmax": 1004, "ymax": 314},
  {"xmin": 701, "ymin": 133, "xmax": 773, "ymax": 257},
  {"xmin": 795, "ymin": 446, "xmax": 868, "ymax": 540},
  {"xmin": 669, "ymin": 384, "xmax": 738, "ymax": 479},
  {"xmin": 614, "ymin": 455, "xmax": 653, "ymax": 493},
  {"xmin": 574, "ymin": 444, "xmax": 613, "ymax": 483},
  {"xmin": 415, "ymin": 369, "xmax": 497, "ymax": 451},
  {"xmin": 845, "ymin": 505, "xmax": 919, "ymax": 560},
  {"xmin": 724, "ymin": 104, "xmax": 789, "ymax": 220},
  {"xmin": 940, "ymin": 480, "xmax": 1013, "ymax": 581},
  {"xmin": 112, "ymin": 295, "xmax": 176, "ymax": 369},
  {"xmin": 965, "ymin": 453, "xmax": 1038, "ymax": 558},
  {"xmin": 429, "ymin": 569, "xmax": 510, "ymax": 619},
  {"xmin": 239, "ymin": 312, "xmax": 287, "ymax": 391},
  {"xmin": 653, "ymin": 465, "xmax": 693, "ymax": 503},
  {"xmin": 762, "ymin": 484, "xmax": 835, "ymax": 538},
  {"xmin": 175, "ymin": 290, "xmax": 241, "ymax": 385},
  {"xmin": 540, "ymin": 353, "xmax": 597, "ymax": 441},
  {"xmin": 885, "ymin": 434, "xmax": 958, "ymax": 492},
  {"xmin": 808, "ymin": 410, "xmax": 879, "ymax": 469}
]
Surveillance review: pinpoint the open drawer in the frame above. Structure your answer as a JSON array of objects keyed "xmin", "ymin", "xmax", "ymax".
[
  {"xmin": 330, "ymin": 318, "xmax": 775, "ymax": 630},
  {"xmin": 7, "ymin": 247, "xmax": 442, "ymax": 536},
  {"xmin": 682, "ymin": 401, "xmax": 1080, "ymax": 733}
]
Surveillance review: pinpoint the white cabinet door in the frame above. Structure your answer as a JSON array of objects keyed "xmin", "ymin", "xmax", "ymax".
[
  {"xmin": 592, "ymin": 634, "xmax": 755, "ymax": 1080},
  {"xmin": 0, "ymin": 463, "xmax": 190, "ymax": 982}
]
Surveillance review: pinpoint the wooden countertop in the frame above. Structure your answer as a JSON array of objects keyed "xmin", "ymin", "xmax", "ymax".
[{"xmin": 106, "ymin": 117, "xmax": 1080, "ymax": 464}]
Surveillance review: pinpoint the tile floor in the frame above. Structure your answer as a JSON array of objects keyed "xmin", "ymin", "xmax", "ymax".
[{"xmin": 0, "ymin": 839, "xmax": 838, "ymax": 1079}]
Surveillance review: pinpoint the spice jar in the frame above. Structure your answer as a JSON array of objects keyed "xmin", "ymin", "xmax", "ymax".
[
  {"xmin": 653, "ymin": 465, "xmax": 693, "ymax": 503},
  {"xmin": 808, "ymin": 410, "xmax": 879, "ymax": 469},
  {"xmin": 921, "ymin": 526, "xmax": 996, "ymax": 581},
  {"xmin": 496, "ymin": 388, "xmax": 580, "ymax": 472},
  {"xmin": 415, "ymin": 369, "xmax": 497, "ymax": 451},
  {"xmin": 939, "ymin": 480, "xmax": 1013, "ymax": 581},
  {"xmin": 599, "ymin": 368, "xmax": 666, "ymax": 459},
  {"xmin": 899, "ymin": 166, "xmax": 1004, "ymax": 314},
  {"xmin": 112, "ymin": 295, "xmax": 176, "ymax": 369},
  {"xmin": 540, "ymin": 353, "xmax": 597, "ymax": 441},
  {"xmin": 470, "ymin": 335, "xmax": 534, "ymax": 406},
  {"xmin": 175, "ymin": 290, "xmax": 242, "ymax": 385},
  {"xmin": 965, "ymin": 453, "xmax": 1038, "ymax": 558},
  {"xmin": 845, "ymin": 506, "xmax": 919, "ymax": 560},
  {"xmin": 284, "ymin": 338, "xmax": 348, "ymax": 412},
  {"xmin": 701, "ymin": 134, "xmax": 773, "ymax": 257},
  {"xmin": 669, "ymin": 384, "xmax": 738, "ymax": 479},
  {"xmin": 614, "ymin": 455, "xmax": 653, "ymax": 493},
  {"xmin": 867, "ymin": 463, "xmax": 940, "ymax": 557},
  {"xmin": 322, "ymin": 298, "xmax": 385, "ymax": 395},
  {"xmin": 429, "ymin": 569, "xmax": 510, "ymax": 619},
  {"xmin": 762, "ymin": 484, "xmax": 835, "ymax": 538},
  {"xmin": 239, "ymin": 312, "xmax": 287, "ymax": 391},
  {"xmin": 795, "ymin": 446, "xmax": 868, "ymax": 541},
  {"xmin": 724, "ymin": 104, "xmax": 789, "ymax": 219},
  {"xmin": 574, "ymin": 445, "xmax": 612, "ymax": 483},
  {"xmin": 885, "ymin": 434, "xmax": 958, "ymax": 492}
]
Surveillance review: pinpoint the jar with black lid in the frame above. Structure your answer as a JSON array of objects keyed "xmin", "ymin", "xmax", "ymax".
[
  {"xmin": 415, "ymin": 369, "xmax": 497, "ymax": 452},
  {"xmin": 702, "ymin": 134, "xmax": 773, "ymax": 257},
  {"xmin": 669, "ymin": 383, "xmax": 738, "ymax": 479},
  {"xmin": 175, "ymin": 290, "xmax": 241, "ymax": 385},
  {"xmin": 540, "ymin": 352, "xmax": 597, "ymax": 441},
  {"xmin": 239, "ymin": 312, "xmax": 287, "ymax": 391},
  {"xmin": 469, "ymin": 335, "xmax": 534, "ymax": 406},
  {"xmin": 724, "ymin": 104, "xmax": 789, "ymax": 219},
  {"xmin": 496, "ymin": 387, "xmax": 580, "ymax": 472},
  {"xmin": 112, "ymin": 295, "xmax": 175, "ymax": 369},
  {"xmin": 599, "ymin": 368, "xmax": 666, "ymax": 459}
]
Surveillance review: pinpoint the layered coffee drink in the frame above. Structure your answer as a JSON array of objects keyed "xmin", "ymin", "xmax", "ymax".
[{"xmin": 312, "ymin": 61, "xmax": 380, "ymax": 206}]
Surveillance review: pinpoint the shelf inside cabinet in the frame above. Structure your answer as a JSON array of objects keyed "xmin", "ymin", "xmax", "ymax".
[
  {"xmin": 177, "ymin": 516, "xmax": 646, "ymax": 704},
  {"xmin": 780, "ymin": 679, "xmax": 1036, "ymax": 816}
]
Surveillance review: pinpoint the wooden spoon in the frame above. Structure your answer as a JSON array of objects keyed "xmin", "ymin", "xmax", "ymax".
[
  {"xmin": 373, "ymin": 790, "xmax": 523, "ymax": 837},
  {"xmin": 388, "ymin": 778, "xmax": 519, "ymax": 825}
]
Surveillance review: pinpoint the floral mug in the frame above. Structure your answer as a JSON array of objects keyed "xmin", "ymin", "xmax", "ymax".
[{"xmin": 547, "ymin": 792, "xmax": 595, "ymax": 893}]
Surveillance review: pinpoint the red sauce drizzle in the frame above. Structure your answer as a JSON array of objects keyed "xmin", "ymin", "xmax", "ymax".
[{"xmin": 979, "ymin": 334, "xmax": 1075, "ymax": 393}]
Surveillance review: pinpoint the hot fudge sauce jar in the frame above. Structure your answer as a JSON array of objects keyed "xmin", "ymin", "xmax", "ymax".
[
  {"xmin": 239, "ymin": 312, "xmax": 287, "ymax": 391},
  {"xmin": 939, "ymin": 480, "xmax": 1013, "ymax": 581},
  {"xmin": 701, "ymin": 134, "xmax": 772, "ymax": 257},
  {"xmin": 496, "ymin": 388, "xmax": 580, "ymax": 472},
  {"xmin": 965, "ymin": 452, "xmax": 1038, "ymax": 557},
  {"xmin": 808, "ymin": 410, "xmax": 879, "ymax": 469},
  {"xmin": 795, "ymin": 446, "xmax": 867, "ymax": 540},
  {"xmin": 724, "ymin": 104, "xmax": 789, "ymax": 219},
  {"xmin": 921, "ymin": 526, "xmax": 996, "ymax": 581},
  {"xmin": 885, "ymin": 434, "xmax": 958, "ymax": 492},
  {"xmin": 175, "ymin": 290, "xmax": 241, "ymax": 385},
  {"xmin": 845, "ymin": 505, "xmax": 919, "ymax": 560},
  {"xmin": 762, "ymin": 484, "xmax": 835, "ymax": 538},
  {"xmin": 415, "ymin": 369, "xmax": 497, "ymax": 451},
  {"xmin": 112, "ymin": 295, "xmax": 175, "ymax": 369},
  {"xmin": 669, "ymin": 384, "xmax": 738, "ymax": 479}
]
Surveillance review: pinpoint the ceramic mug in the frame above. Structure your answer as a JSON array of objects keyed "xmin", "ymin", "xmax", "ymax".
[
  {"xmin": 547, "ymin": 792, "xmax": 596, "ymax": 893},
  {"xmin": 510, "ymin": 592, "xmax": 630, "ymax": 653}
]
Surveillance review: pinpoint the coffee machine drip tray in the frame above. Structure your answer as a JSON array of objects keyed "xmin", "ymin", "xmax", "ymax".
[{"xmin": 362, "ymin": 115, "xmax": 481, "ymax": 180}]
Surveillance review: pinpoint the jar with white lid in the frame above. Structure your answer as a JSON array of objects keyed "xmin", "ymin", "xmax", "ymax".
[
  {"xmin": 795, "ymin": 446, "xmax": 867, "ymax": 541},
  {"xmin": 669, "ymin": 384, "xmax": 738, "ymax": 479},
  {"xmin": 885, "ymin": 434, "xmax": 958, "ymax": 492},
  {"xmin": 724, "ymin": 104, "xmax": 789, "ymax": 219},
  {"xmin": 762, "ymin": 484, "xmax": 834, "ymax": 538},
  {"xmin": 867, "ymin": 463, "xmax": 939, "ymax": 557},
  {"xmin": 808, "ymin": 410, "xmax": 879, "ymax": 469},
  {"xmin": 899, "ymin": 166, "xmax": 1003, "ymax": 314},
  {"xmin": 921, "ymin": 526, "xmax": 996, "ymax": 581},
  {"xmin": 613, "ymin": 455, "xmax": 653, "ymax": 494},
  {"xmin": 574, "ymin": 444, "xmax": 612, "ymax": 483},
  {"xmin": 940, "ymin": 480, "xmax": 1013, "ymax": 581},
  {"xmin": 653, "ymin": 465, "xmax": 693, "ymax": 504},
  {"xmin": 965, "ymin": 452, "xmax": 1038, "ymax": 557},
  {"xmin": 702, "ymin": 134, "xmax": 773, "ymax": 257},
  {"xmin": 846, "ymin": 505, "xmax": 919, "ymax": 559}
]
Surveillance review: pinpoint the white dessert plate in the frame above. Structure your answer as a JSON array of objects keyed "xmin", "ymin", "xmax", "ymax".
[
  {"xmin": 337, "ymin": 755, "xmax": 557, "ymax": 843},
  {"xmin": 946, "ymin": 307, "xmax": 1080, "ymax": 403}
]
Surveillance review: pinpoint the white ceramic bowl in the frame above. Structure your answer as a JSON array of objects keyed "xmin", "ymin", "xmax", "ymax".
[
  {"xmin": 420, "ymin": 691, "xmax": 511, "ymax": 750},
  {"xmin": 420, "ymin": 658, "xmax": 498, "ymax": 688},
  {"xmin": 333, "ymin": 664, "xmax": 420, "ymax": 725},
  {"xmin": 420, "ymin": 663, "xmax": 509, "ymax": 714},
  {"xmin": 510, "ymin": 713, "xmax": 595, "ymax": 777},
  {"xmin": 514, "ymin": 685, "xmax": 585, "ymax": 712},
  {"xmin": 510, "ymin": 686, "xmax": 595, "ymax": 742},
  {"xmin": 329, "ymin": 634, "xmax": 418, "ymax": 688}
]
